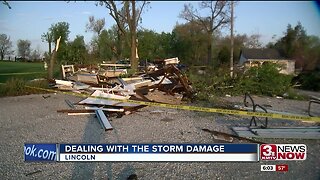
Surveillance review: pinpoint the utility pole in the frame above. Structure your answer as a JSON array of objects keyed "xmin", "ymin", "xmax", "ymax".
[{"xmin": 230, "ymin": 1, "xmax": 234, "ymax": 77}]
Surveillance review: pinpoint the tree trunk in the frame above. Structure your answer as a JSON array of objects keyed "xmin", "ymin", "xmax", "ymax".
[
  {"xmin": 230, "ymin": 1, "xmax": 234, "ymax": 77},
  {"xmin": 48, "ymin": 50, "xmax": 56, "ymax": 80},
  {"xmin": 130, "ymin": 1, "xmax": 138, "ymax": 71},
  {"xmin": 47, "ymin": 39, "xmax": 53, "ymax": 79},
  {"xmin": 131, "ymin": 33, "xmax": 137, "ymax": 70},
  {"xmin": 1, "ymin": 53, "xmax": 3, "ymax": 61},
  {"xmin": 207, "ymin": 33, "xmax": 212, "ymax": 66},
  {"xmin": 48, "ymin": 41, "xmax": 52, "ymax": 56},
  {"xmin": 115, "ymin": 29, "xmax": 124, "ymax": 61}
]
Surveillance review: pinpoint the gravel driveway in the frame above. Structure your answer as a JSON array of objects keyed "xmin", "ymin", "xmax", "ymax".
[{"xmin": 0, "ymin": 93, "xmax": 319, "ymax": 179}]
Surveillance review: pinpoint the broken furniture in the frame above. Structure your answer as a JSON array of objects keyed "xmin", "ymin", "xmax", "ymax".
[
  {"xmin": 232, "ymin": 93, "xmax": 320, "ymax": 139},
  {"xmin": 68, "ymin": 73, "xmax": 99, "ymax": 85},
  {"xmin": 98, "ymin": 63, "xmax": 130, "ymax": 81},
  {"xmin": 243, "ymin": 93, "xmax": 268, "ymax": 128},
  {"xmin": 61, "ymin": 65, "xmax": 75, "ymax": 79}
]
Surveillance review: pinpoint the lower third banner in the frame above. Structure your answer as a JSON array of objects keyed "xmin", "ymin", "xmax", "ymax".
[{"xmin": 58, "ymin": 143, "xmax": 259, "ymax": 162}]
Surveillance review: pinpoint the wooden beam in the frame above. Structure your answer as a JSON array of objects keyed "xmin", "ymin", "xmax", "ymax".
[
  {"xmin": 57, "ymin": 108, "xmax": 124, "ymax": 113},
  {"xmin": 68, "ymin": 112, "xmax": 95, "ymax": 115},
  {"xmin": 85, "ymin": 106, "xmax": 124, "ymax": 112},
  {"xmin": 95, "ymin": 110, "xmax": 113, "ymax": 131}
]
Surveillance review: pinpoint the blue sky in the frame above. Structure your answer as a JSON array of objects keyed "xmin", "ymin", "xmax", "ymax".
[{"xmin": 1, "ymin": 1, "xmax": 319, "ymax": 55}]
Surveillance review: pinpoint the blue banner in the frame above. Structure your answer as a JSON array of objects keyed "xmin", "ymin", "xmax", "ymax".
[
  {"xmin": 24, "ymin": 143, "xmax": 57, "ymax": 161},
  {"xmin": 59, "ymin": 144, "xmax": 258, "ymax": 153}
]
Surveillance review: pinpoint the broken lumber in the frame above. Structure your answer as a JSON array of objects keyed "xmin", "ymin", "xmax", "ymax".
[
  {"xmin": 68, "ymin": 112, "xmax": 95, "ymax": 115},
  {"xmin": 91, "ymin": 90, "xmax": 130, "ymax": 100},
  {"xmin": 95, "ymin": 109, "xmax": 113, "ymax": 131},
  {"xmin": 55, "ymin": 79, "xmax": 74, "ymax": 86},
  {"xmin": 84, "ymin": 106, "xmax": 124, "ymax": 112},
  {"xmin": 57, "ymin": 108, "xmax": 123, "ymax": 113}
]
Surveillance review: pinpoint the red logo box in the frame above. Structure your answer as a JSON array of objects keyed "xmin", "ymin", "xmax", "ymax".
[{"xmin": 260, "ymin": 144, "xmax": 277, "ymax": 160}]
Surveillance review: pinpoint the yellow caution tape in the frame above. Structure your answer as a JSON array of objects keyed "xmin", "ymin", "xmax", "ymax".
[{"xmin": 25, "ymin": 85, "xmax": 320, "ymax": 122}]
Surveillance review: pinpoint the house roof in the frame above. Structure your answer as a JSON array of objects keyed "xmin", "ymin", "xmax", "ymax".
[{"xmin": 241, "ymin": 48, "xmax": 284, "ymax": 60}]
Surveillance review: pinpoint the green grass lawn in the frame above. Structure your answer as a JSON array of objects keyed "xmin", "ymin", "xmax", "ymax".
[{"xmin": 0, "ymin": 61, "xmax": 47, "ymax": 83}]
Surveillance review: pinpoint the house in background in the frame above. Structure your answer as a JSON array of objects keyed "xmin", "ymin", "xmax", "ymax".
[{"xmin": 238, "ymin": 48, "xmax": 295, "ymax": 75}]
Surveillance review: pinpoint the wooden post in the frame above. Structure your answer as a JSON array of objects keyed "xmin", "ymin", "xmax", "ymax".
[
  {"xmin": 230, "ymin": 1, "xmax": 234, "ymax": 77},
  {"xmin": 48, "ymin": 36, "xmax": 61, "ymax": 80}
]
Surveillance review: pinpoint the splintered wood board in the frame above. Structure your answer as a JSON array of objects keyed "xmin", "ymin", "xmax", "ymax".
[
  {"xmin": 78, "ymin": 97, "xmax": 140, "ymax": 107},
  {"xmin": 232, "ymin": 126, "xmax": 320, "ymax": 139}
]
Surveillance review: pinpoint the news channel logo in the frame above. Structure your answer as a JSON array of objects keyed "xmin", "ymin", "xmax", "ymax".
[{"xmin": 260, "ymin": 144, "xmax": 307, "ymax": 161}]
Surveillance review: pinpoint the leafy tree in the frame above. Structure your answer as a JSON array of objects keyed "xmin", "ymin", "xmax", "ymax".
[
  {"xmin": 65, "ymin": 35, "xmax": 87, "ymax": 64},
  {"xmin": 17, "ymin": 39, "xmax": 31, "ymax": 59},
  {"xmin": 49, "ymin": 22, "xmax": 70, "ymax": 45},
  {"xmin": 274, "ymin": 23, "xmax": 306, "ymax": 58},
  {"xmin": 158, "ymin": 32, "xmax": 175, "ymax": 59},
  {"xmin": 215, "ymin": 34, "xmax": 247, "ymax": 66},
  {"xmin": 49, "ymin": 22, "xmax": 70, "ymax": 62},
  {"xmin": 41, "ymin": 32, "xmax": 53, "ymax": 56},
  {"xmin": 217, "ymin": 46, "xmax": 230, "ymax": 65},
  {"xmin": 97, "ymin": 29, "xmax": 114, "ymax": 61},
  {"xmin": 274, "ymin": 22, "xmax": 318, "ymax": 71},
  {"xmin": 304, "ymin": 35, "xmax": 320, "ymax": 71},
  {"xmin": 172, "ymin": 21, "xmax": 208, "ymax": 65},
  {"xmin": 137, "ymin": 29, "xmax": 160, "ymax": 61},
  {"xmin": 42, "ymin": 22, "xmax": 70, "ymax": 79},
  {"xmin": 0, "ymin": 34, "xmax": 13, "ymax": 60},
  {"xmin": 179, "ymin": 1, "xmax": 231, "ymax": 65}
]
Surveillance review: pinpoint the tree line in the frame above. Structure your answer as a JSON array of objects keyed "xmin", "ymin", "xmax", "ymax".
[
  {"xmin": 1, "ymin": 1, "xmax": 319, "ymax": 72},
  {"xmin": 0, "ymin": 34, "xmax": 42, "ymax": 61}
]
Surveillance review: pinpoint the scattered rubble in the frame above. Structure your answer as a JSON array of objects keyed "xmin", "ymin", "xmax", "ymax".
[
  {"xmin": 50, "ymin": 58, "xmax": 320, "ymax": 139},
  {"xmin": 53, "ymin": 58, "xmax": 194, "ymax": 130}
]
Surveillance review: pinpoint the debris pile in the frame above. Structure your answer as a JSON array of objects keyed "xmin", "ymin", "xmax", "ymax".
[{"xmin": 54, "ymin": 58, "xmax": 194, "ymax": 131}]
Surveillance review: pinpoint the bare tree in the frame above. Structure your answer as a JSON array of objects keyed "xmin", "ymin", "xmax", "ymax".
[
  {"xmin": 180, "ymin": 1, "xmax": 231, "ymax": 65},
  {"xmin": 98, "ymin": 0, "xmax": 149, "ymax": 71},
  {"xmin": 86, "ymin": 16, "xmax": 105, "ymax": 36},
  {"xmin": 245, "ymin": 33, "xmax": 262, "ymax": 48},
  {"xmin": 2, "ymin": 0, "xmax": 11, "ymax": 9},
  {"xmin": 0, "ymin": 34, "xmax": 13, "ymax": 60},
  {"xmin": 86, "ymin": 16, "xmax": 105, "ymax": 58}
]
